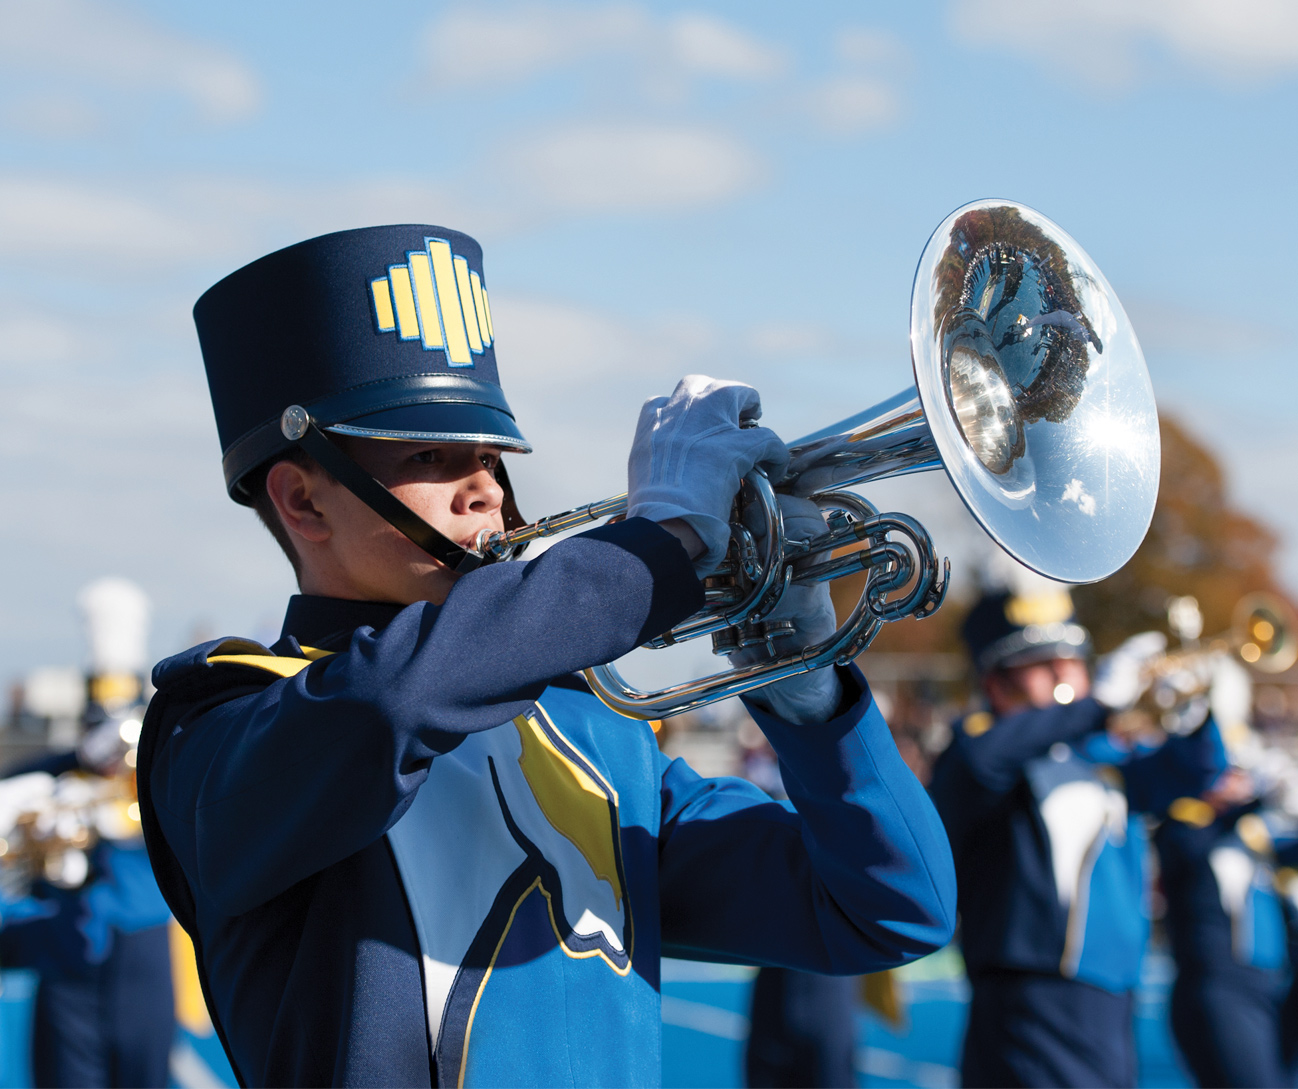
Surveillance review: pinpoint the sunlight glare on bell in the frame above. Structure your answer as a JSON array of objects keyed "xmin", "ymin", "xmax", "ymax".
[{"xmin": 1053, "ymin": 682, "xmax": 1076, "ymax": 704}]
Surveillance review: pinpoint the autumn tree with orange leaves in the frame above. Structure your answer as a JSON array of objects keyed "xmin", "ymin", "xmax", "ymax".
[{"xmin": 1073, "ymin": 416, "xmax": 1289, "ymax": 652}]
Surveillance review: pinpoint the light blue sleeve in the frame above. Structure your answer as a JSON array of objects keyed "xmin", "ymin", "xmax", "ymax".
[{"xmin": 656, "ymin": 665, "xmax": 956, "ymax": 973}]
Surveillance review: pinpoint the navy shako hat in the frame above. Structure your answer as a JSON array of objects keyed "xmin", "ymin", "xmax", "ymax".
[
  {"xmin": 962, "ymin": 588, "xmax": 1091, "ymax": 676},
  {"xmin": 195, "ymin": 224, "xmax": 530, "ymax": 505}
]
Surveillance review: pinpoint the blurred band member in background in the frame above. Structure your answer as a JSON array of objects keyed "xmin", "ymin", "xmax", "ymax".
[
  {"xmin": 745, "ymin": 967, "xmax": 857, "ymax": 1089},
  {"xmin": 1155, "ymin": 647, "xmax": 1298, "ymax": 1088},
  {"xmin": 0, "ymin": 579, "xmax": 174, "ymax": 1088},
  {"xmin": 929, "ymin": 587, "xmax": 1224, "ymax": 1089}
]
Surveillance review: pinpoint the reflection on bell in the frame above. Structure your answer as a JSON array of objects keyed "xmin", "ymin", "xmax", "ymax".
[
  {"xmin": 944, "ymin": 307, "xmax": 1025, "ymax": 475},
  {"xmin": 1054, "ymin": 683, "xmax": 1076, "ymax": 705}
]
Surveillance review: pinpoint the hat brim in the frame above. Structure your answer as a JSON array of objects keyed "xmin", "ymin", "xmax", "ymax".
[
  {"xmin": 326, "ymin": 402, "xmax": 532, "ymax": 453},
  {"xmin": 995, "ymin": 643, "xmax": 1089, "ymax": 671},
  {"xmin": 977, "ymin": 621, "xmax": 1092, "ymax": 674}
]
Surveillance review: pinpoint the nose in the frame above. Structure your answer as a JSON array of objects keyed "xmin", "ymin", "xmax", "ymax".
[{"xmin": 456, "ymin": 459, "xmax": 504, "ymax": 514}]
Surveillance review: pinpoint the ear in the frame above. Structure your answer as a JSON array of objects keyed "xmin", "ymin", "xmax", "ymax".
[{"xmin": 266, "ymin": 459, "xmax": 333, "ymax": 545}]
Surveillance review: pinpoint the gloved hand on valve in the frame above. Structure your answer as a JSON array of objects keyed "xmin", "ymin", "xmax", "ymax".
[
  {"xmin": 728, "ymin": 493, "xmax": 844, "ymax": 725},
  {"xmin": 627, "ymin": 377, "xmax": 842, "ymax": 724},
  {"xmin": 1092, "ymin": 630, "xmax": 1167, "ymax": 711},
  {"xmin": 626, "ymin": 375, "xmax": 789, "ymax": 577}
]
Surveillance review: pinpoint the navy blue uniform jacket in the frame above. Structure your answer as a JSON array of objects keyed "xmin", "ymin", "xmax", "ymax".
[
  {"xmin": 138, "ymin": 519, "xmax": 956, "ymax": 1087},
  {"xmin": 930, "ymin": 699, "xmax": 1221, "ymax": 990},
  {"xmin": 1156, "ymin": 805, "xmax": 1291, "ymax": 981}
]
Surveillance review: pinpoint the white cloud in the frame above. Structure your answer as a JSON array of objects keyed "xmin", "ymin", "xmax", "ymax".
[
  {"xmin": 802, "ymin": 77, "xmax": 898, "ymax": 136},
  {"xmin": 422, "ymin": 2, "xmax": 784, "ymax": 92},
  {"xmin": 797, "ymin": 26, "xmax": 907, "ymax": 137},
  {"xmin": 836, "ymin": 28, "xmax": 909, "ymax": 68},
  {"xmin": 2, "ymin": 92, "xmax": 103, "ymax": 138},
  {"xmin": 493, "ymin": 297, "xmax": 647, "ymax": 377},
  {"xmin": 0, "ymin": 150, "xmax": 728, "ymax": 282},
  {"xmin": 494, "ymin": 296, "xmax": 720, "ymax": 394},
  {"xmin": 424, "ymin": 7, "xmax": 895, "ymax": 158},
  {"xmin": 0, "ymin": 172, "xmax": 501, "ymax": 273},
  {"xmin": 0, "ymin": 0, "xmax": 261, "ymax": 123},
  {"xmin": 500, "ymin": 123, "xmax": 763, "ymax": 211},
  {"xmin": 424, "ymin": 2, "xmax": 645, "ymax": 87},
  {"xmin": 666, "ymin": 13, "xmax": 785, "ymax": 80},
  {"xmin": 0, "ymin": 176, "xmax": 229, "ymax": 265},
  {"xmin": 950, "ymin": 0, "xmax": 1298, "ymax": 90}
]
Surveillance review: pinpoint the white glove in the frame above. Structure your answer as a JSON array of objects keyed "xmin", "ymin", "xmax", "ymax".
[
  {"xmin": 627, "ymin": 376, "xmax": 789, "ymax": 577},
  {"xmin": 730, "ymin": 495, "xmax": 843, "ymax": 724},
  {"xmin": 0, "ymin": 772, "xmax": 56, "ymax": 838},
  {"xmin": 1092, "ymin": 631, "xmax": 1167, "ymax": 711}
]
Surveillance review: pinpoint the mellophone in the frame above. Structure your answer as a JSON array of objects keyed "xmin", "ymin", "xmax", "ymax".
[{"xmin": 477, "ymin": 200, "xmax": 1163, "ymax": 719}]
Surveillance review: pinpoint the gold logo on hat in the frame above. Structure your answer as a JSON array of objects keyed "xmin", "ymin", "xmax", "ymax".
[
  {"xmin": 369, "ymin": 237, "xmax": 494, "ymax": 366},
  {"xmin": 1004, "ymin": 589, "xmax": 1074, "ymax": 627}
]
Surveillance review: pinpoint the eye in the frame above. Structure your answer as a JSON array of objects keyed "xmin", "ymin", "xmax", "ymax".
[
  {"xmin": 480, "ymin": 452, "xmax": 501, "ymax": 474},
  {"xmin": 411, "ymin": 449, "xmax": 442, "ymax": 465}
]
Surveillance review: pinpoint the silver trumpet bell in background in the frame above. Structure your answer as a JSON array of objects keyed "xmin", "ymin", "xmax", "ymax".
[{"xmin": 476, "ymin": 199, "xmax": 1162, "ymax": 719}]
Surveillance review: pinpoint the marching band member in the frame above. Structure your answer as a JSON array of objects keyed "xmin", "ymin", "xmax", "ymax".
[
  {"xmin": 136, "ymin": 225, "xmax": 956, "ymax": 1087},
  {"xmin": 929, "ymin": 586, "xmax": 1224, "ymax": 1089},
  {"xmin": 1157, "ymin": 784, "xmax": 1294, "ymax": 1087},
  {"xmin": 1156, "ymin": 649, "xmax": 1298, "ymax": 1088},
  {"xmin": 0, "ymin": 579, "xmax": 174, "ymax": 1088}
]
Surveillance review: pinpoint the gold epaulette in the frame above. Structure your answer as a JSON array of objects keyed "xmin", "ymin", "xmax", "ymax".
[
  {"xmin": 1167, "ymin": 796, "xmax": 1215, "ymax": 828},
  {"xmin": 205, "ymin": 639, "xmax": 335, "ymax": 678}
]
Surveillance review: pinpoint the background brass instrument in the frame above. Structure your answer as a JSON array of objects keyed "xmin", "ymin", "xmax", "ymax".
[
  {"xmin": 478, "ymin": 200, "xmax": 1162, "ymax": 719},
  {"xmin": 0, "ymin": 713, "xmax": 143, "ymax": 899},
  {"xmin": 1133, "ymin": 592, "xmax": 1298, "ymax": 735},
  {"xmin": 1164, "ymin": 591, "xmax": 1298, "ymax": 676}
]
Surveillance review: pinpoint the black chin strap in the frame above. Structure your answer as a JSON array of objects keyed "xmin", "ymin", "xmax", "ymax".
[{"xmin": 281, "ymin": 406, "xmax": 488, "ymax": 575}]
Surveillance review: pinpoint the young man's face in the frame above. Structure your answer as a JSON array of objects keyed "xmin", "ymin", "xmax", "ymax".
[
  {"xmin": 266, "ymin": 437, "xmax": 507, "ymax": 605},
  {"xmin": 984, "ymin": 656, "xmax": 1090, "ymax": 715}
]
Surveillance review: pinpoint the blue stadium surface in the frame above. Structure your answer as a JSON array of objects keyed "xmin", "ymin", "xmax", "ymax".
[
  {"xmin": 661, "ymin": 946, "xmax": 1193, "ymax": 1089},
  {"xmin": 0, "ymin": 945, "xmax": 1193, "ymax": 1088}
]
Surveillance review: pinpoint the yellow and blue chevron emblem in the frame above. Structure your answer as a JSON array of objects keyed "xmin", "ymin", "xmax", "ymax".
[{"xmin": 369, "ymin": 237, "xmax": 495, "ymax": 367}]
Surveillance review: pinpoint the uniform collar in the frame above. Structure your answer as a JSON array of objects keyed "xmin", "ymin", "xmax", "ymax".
[{"xmin": 278, "ymin": 594, "xmax": 409, "ymax": 651}]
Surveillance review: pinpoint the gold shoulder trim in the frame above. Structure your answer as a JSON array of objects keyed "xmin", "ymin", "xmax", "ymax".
[
  {"xmin": 205, "ymin": 645, "xmax": 335, "ymax": 678},
  {"xmin": 1167, "ymin": 796, "xmax": 1215, "ymax": 828}
]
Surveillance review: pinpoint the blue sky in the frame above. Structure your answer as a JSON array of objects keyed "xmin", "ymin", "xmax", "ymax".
[{"xmin": 1, "ymin": 0, "xmax": 1296, "ymax": 674}]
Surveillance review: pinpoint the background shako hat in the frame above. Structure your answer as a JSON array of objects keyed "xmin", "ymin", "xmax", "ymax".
[
  {"xmin": 194, "ymin": 224, "xmax": 531, "ymax": 503},
  {"xmin": 962, "ymin": 588, "xmax": 1091, "ymax": 676}
]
